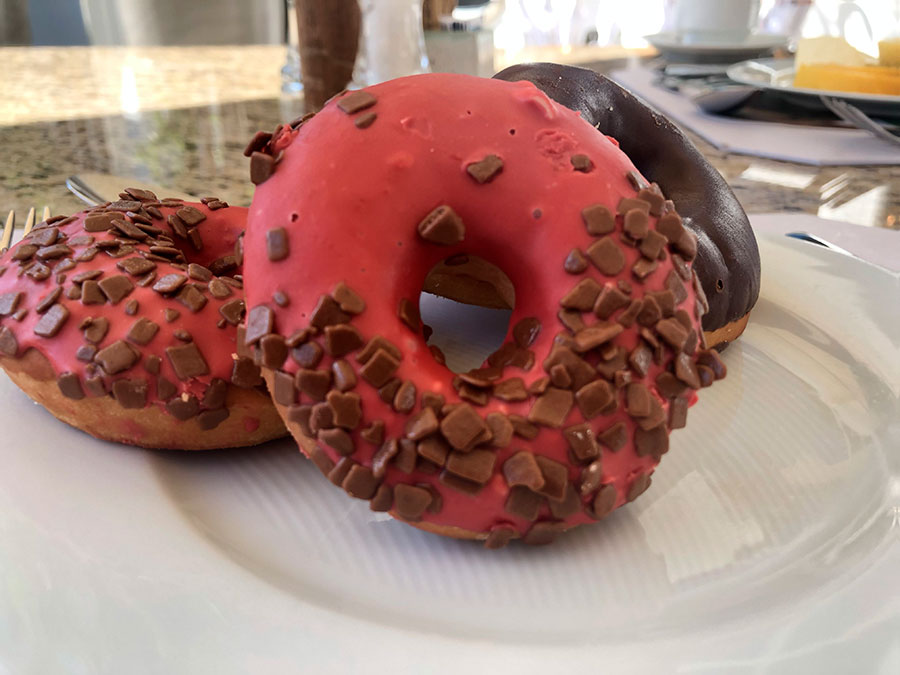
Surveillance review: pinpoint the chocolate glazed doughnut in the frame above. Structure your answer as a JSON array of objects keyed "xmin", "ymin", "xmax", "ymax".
[{"xmin": 494, "ymin": 63, "xmax": 760, "ymax": 348}]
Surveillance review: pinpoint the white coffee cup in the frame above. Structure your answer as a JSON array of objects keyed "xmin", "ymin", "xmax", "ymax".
[{"xmin": 673, "ymin": 0, "xmax": 761, "ymax": 44}]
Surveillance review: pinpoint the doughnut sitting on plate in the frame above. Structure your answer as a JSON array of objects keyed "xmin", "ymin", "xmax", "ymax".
[
  {"xmin": 494, "ymin": 63, "xmax": 761, "ymax": 348},
  {"xmin": 0, "ymin": 191, "xmax": 285, "ymax": 449},
  {"xmin": 241, "ymin": 72, "xmax": 732, "ymax": 547}
]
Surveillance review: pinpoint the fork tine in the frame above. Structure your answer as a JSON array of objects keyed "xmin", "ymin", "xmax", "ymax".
[
  {"xmin": 0, "ymin": 210, "xmax": 13, "ymax": 252},
  {"xmin": 21, "ymin": 207, "xmax": 36, "ymax": 238}
]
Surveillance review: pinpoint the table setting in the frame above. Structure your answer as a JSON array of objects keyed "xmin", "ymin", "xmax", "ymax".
[{"xmin": 0, "ymin": 1, "xmax": 897, "ymax": 673}]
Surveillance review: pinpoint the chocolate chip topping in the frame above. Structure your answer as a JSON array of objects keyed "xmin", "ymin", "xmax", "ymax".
[
  {"xmin": 337, "ymin": 90, "xmax": 377, "ymax": 114},
  {"xmin": 166, "ymin": 342, "xmax": 209, "ymax": 380},
  {"xmin": 466, "ymin": 155, "xmax": 504, "ymax": 184},
  {"xmin": 127, "ymin": 317, "xmax": 159, "ymax": 346},
  {"xmin": 324, "ymin": 324, "xmax": 363, "ymax": 357},
  {"xmin": 505, "ymin": 486, "xmax": 543, "ymax": 521},
  {"xmin": 417, "ymin": 205, "xmax": 465, "ymax": 246},
  {"xmin": 333, "ymin": 282, "xmax": 366, "ymax": 314},
  {"xmin": 393, "ymin": 484, "xmax": 432, "ymax": 521},
  {"xmin": 563, "ymin": 248, "xmax": 588, "ymax": 274},
  {"xmin": 176, "ymin": 285, "xmax": 207, "ymax": 313},
  {"xmin": 440, "ymin": 403, "xmax": 489, "ymax": 450},
  {"xmin": 266, "ymin": 228, "xmax": 289, "ymax": 261},
  {"xmin": 359, "ymin": 348, "xmax": 400, "ymax": 388},
  {"xmin": 97, "ymin": 275, "xmax": 134, "ymax": 304},
  {"xmin": 309, "ymin": 295, "xmax": 350, "ymax": 329},
  {"xmin": 571, "ymin": 154, "xmax": 594, "ymax": 172},
  {"xmin": 218, "ymin": 298, "xmax": 245, "ymax": 325},
  {"xmin": 250, "ymin": 152, "xmax": 276, "ymax": 185},
  {"xmin": 0, "ymin": 327, "xmax": 17, "ymax": 356},
  {"xmin": 0, "ymin": 291, "xmax": 23, "ymax": 316},
  {"xmin": 560, "ymin": 278, "xmax": 602, "ymax": 311},
  {"xmin": 575, "ymin": 379, "xmax": 615, "ymax": 419},
  {"xmin": 245, "ymin": 305, "xmax": 274, "ymax": 345},
  {"xmin": 528, "ymin": 387, "xmax": 573, "ymax": 428},
  {"xmin": 354, "ymin": 112, "xmax": 377, "ymax": 129},
  {"xmin": 586, "ymin": 237, "xmax": 625, "ymax": 275},
  {"xmin": 33, "ymin": 304, "xmax": 69, "ymax": 337},
  {"xmin": 503, "ymin": 451, "xmax": 545, "ymax": 491},
  {"xmin": 446, "ymin": 449, "xmax": 496, "ymax": 484},
  {"xmin": 94, "ymin": 339, "xmax": 138, "ymax": 375}
]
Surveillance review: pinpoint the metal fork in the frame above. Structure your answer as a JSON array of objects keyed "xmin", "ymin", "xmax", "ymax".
[
  {"xmin": 820, "ymin": 96, "xmax": 900, "ymax": 147},
  {"xmin": 1, "ymin": 206, "xmax": 51, "ymax": 254}
]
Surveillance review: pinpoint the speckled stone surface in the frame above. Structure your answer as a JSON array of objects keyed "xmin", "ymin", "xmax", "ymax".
[{"xmin": 0, "ymin": 46, "xmax": 897, "ymax": 230}]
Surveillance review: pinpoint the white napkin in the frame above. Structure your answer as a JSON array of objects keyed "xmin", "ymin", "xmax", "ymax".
[{"xmin": 610, "ymin": 67, "xmax": 900, "ymax": 167}]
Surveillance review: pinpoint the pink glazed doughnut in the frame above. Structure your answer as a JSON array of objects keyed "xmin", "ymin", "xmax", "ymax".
[
  {"xmin": 0, "ymin": 192, "xmax": 285, "ymax": 449},
  {"xmin": 242, "ymin": 73, "xmax": 726, "ymax": 547}
]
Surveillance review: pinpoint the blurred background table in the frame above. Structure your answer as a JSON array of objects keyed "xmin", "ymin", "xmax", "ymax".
[{"xmin": 1, "ymin": 43, "xmax": 897, "ymax": 229}]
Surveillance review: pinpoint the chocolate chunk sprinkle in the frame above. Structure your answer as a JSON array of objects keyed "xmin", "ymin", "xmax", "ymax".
[
  {"xmin": 628, "ymin": 473, "xmax": 654, "ymax": 502},
  {"xmin": 218, "ymin": 298, "xmax": 244, "ymax": 326},
  {"xmin": 394, "ymin": 484, "xmax": 432, "ymax": 521},
  {"xmin": 398, "ymin": 298, "xmax": 420, "ymax": 332},
  {"xmin": 33, "ymin": 304, "xmax": 69, "ymax": 337},
  {"xmin": 292, "ymin": 341, "xmax": 323, "ymax": 368},
  {"xmin": 295, "ymin": 369, "xmax": 332, "ymax": 401},
  {"xmin": 575, "ymin": 379, "xmax": 616, "ymax": 419},
  {"xmin": 528, "ymin": 387, "xmax": 573, "ymax": 428},
  {"xmin": 320, "ymin": 428, "xmax": 355, "ymax": 457},
  {"xmin": 484, "ymin": 527, "xmax": 516, "ymax": 550},
  {"xmin": 359, "ymin": 348, "xmax": 400, "ymax": 388},
  {"xmin": 466, "ymin": 154, "xmax": 503, "ymax": 184},
  {"xmin": 176, "ymin": 285, "xmax": 207, "ymax": 313},
  {"xmin": 127, "ymin": 317, "xmax": 159, "ymax": 346},
  {"xmin": 324, "ymin": 324, "xmax": 363, "ymax": 356},
  {"xmin": 581, "ymin": 204, "xmax": 615, "ymax": 236},
  {"xmin": 571, "ymin": 154, "xmax": 593, "ymax": 172},
  {"xmin": 0, "ymin": 291, "xmax": 23, "ymax": 316},
  {"xmin": 112, "ymin": 379, "xmax": 148, "ymax": 409},
  {"xmin": 249, "ymin": 151, "xmax": 276, "ymax": 185},
  {"xmin": 592, "ymin": 484, "xmax": 618, "ymax": 518},
  {"xmin": 231, "ymin": 356, "xmax": 262, "ymax": 388},
  {"xmin": 564, "ymin": 423, "xmax": 600, "ymax": 462},
  {"xmin": 560, "ymin": 278, "xmax": 602, "ymax": 311},
  {"xmin": 505, "ymin": 486, "xmax": 543, "ymax": 521},
  {"xmin": 310, "ymin": 294, "xmax": 350, "ymax": 329},
  {"xmin": 342, "ymin": 465, "xmax": 378, "ymax": 499},
  {"xmin": 369, "ymin": 483, "xmax": 393, "ymax": 512},
  {"xmin": 354, "ymin": 112, "xmax": 377, "ymax": 129},
  {"xmin": 417, "ymin": 205, "xmax": 465, "ymax": 246},
  {"xmin": 57, "ymin": 372, "xmax": 84, "ymax": 400},
  {"xmin": 440, "ymin": 404, "xmax": 489, "ymax": 450},
  {"xmin": 266, "ymin": 228, "xmax": 289, "ymax": 261},
  {"xmin": 166, "ymin": 342, "xmax": 210, "ymax": 380},
  {"xmin": 96, "ymin": 275, "xmax": 133, "ymax": 304},
  {"xmin": 95, "ymin": 339, "xmax": 138, "ymax": 374},
  {"xmin": 446, "ymin": 449, "xmax": 496, "ymax": 484},
  {"xmin": 333, "ymin": 282, "xmax": 365, "ymax": 314},
  {"xmin": 503, "ymin": 451, "xmax": 545, "ymax": 491},
  {"xmin": 244, "ymin": 305, "xmax": 274, "ymax": 345},
  {"xmin": 586, "ymin": 237, "xmax": 625, "ymax": 275},
  {"xmin": 563, "ymin": 248, "xmax": 588, "ymax": 274},
  {"xmin": 337, "ymin": 90, "xmax": 377, "ymax": 114},
  {"xmin": 0, "ymin": 327, "xmax": 18, "ymax": 356},
  {"xmin": 534, "ymin": 456, "xmax": 568, "ymax": 501},
  {"xmin": 259, "ymin": 334, "xmax": 288, "ymax": 368}
]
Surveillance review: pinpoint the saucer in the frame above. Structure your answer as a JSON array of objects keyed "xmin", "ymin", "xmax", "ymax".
[{"xmin": 647, "ymin": 32, "xmax": 789, "ymax": 63}]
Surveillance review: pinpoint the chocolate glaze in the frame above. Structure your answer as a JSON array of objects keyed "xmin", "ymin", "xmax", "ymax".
[{"xmin": 494, "ymin": 63, "xmax": 760, "ymax": 334}]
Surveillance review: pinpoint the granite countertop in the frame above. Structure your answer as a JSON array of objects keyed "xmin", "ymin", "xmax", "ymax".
[{"xmin": 1, "ymin": 45, "xmax": 897, "ymax": 230}]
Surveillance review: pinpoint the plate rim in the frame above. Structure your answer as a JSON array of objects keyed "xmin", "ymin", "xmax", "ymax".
[
  {"xmin": 0, "ymin": 229, "xmax": 897, "ymax": 672},
  {"xmin": 726, "ymin": 57, "xmax": 900, "ymax": 105}
]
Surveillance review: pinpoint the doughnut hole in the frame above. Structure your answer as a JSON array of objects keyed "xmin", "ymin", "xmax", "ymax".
[{"xmin": 419, "ymin": 255, "xmax": 514, "ymax": 373}]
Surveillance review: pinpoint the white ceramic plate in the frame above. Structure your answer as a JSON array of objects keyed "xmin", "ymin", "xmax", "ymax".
[
  {"xmin": 647, "ymin": 32, "xmax": 788, "ymax": 63},
  {"xmin": 1, "ymin": 229, "xmax": 898, "ymax": 674},
  {"xmin": 727, "ymin": 57, "xmax": 900, "ymax": 119}
]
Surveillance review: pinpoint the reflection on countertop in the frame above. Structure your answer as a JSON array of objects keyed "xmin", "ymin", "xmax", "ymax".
[{"xmin": 0, "ymin": 45, "xmax": 897, "ymax": 230}]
